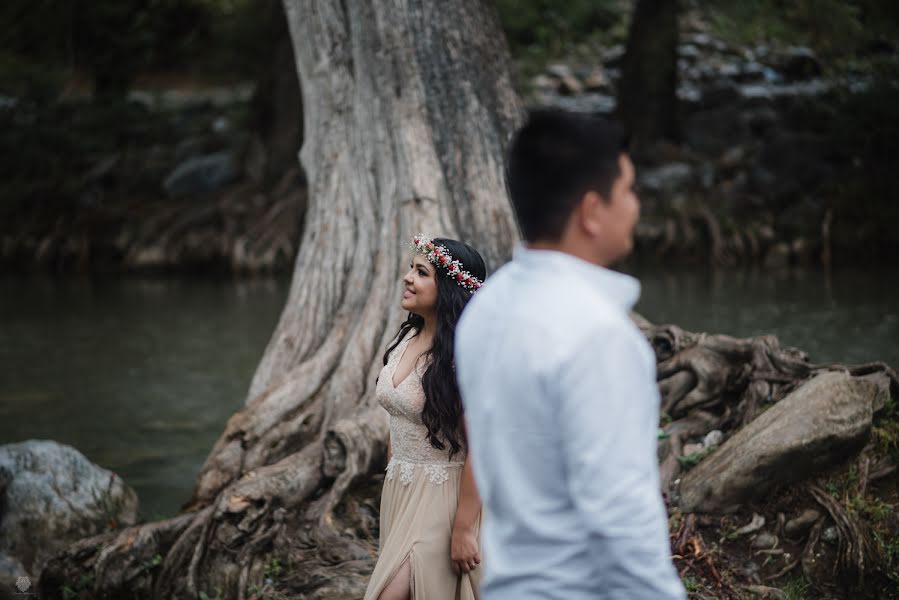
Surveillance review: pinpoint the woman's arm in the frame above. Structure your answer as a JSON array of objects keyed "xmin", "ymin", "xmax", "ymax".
[{"xmin": 451, "ymin": 419, "xmax": 482, "ymax": 574}]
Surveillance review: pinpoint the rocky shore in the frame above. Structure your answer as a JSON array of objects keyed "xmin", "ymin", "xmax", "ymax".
[{"xmin": 529, "ymin": 29, "xmax": 899, "ymax": 268}]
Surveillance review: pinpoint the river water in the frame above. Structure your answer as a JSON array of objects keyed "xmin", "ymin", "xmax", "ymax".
[{"xmin": 1, "ymin": 267, "xmax": 897, "ymax": 518}]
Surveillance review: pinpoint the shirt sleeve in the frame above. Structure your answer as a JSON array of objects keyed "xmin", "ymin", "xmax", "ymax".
[{"xmin": 557, "ymin": 323, "xmax": 686, "ymax": 600}]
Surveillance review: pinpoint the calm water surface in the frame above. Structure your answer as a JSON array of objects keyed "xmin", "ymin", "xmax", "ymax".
[
  {"xmin": 0, "ymin": 275, "xmax": 288, "ymax": 519},
  {"xmin": 1, "ymin": 267, "xmax": 896, "ymax": 518},
  {"xmin": 633, "ymin": 266, "xmax": 899, "ymax": 367}
]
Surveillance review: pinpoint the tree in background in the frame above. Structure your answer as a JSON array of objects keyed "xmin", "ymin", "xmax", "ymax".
[
  {"xmin": 248, "ymin": 0, "xmax": 303, "ymax": 188},
  {"xmin": 617, "ymin": 0, "xmax": 680, "ymax": 156}
]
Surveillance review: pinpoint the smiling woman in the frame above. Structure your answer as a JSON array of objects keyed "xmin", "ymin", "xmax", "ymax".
[
  {"xmin": 364, "ymin": 236, "xmax": 488, "ymax": 600},
  {"xmin": 400, "ymin": 255, "xmax": 438, "ymax": 317}
]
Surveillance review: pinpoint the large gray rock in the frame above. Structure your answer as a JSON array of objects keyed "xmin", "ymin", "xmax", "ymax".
[
  {"xmin": 679, "ymin": 371, "xmax": 876, "ymax": 514},
  {"xmin": 163, "ymin": 150, "xmax": 239, "ymax": 197},
  {"xmin": 637, "ymin": 162, "xmax": 694, "ymax": 194},
  {"xmin": 0, "ymin": 440, "xmax": 140, "ymax": 579}
]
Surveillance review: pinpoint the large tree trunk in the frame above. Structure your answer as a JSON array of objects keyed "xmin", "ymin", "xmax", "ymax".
[
  {"xmin": 617, "ymin": 0, "xmax": 680, "ymax": 156},
  {"xmin": 39, "ymin": 2, "xmax": 521, "ymax": 599}
]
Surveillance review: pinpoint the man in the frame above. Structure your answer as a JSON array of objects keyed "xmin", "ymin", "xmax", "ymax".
[{"xmin": 455, "ymin": 109, "xmax": 685, "ymax": 599}]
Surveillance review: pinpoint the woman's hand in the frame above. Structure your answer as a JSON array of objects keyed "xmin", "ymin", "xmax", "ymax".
[{"xmin": 450, "ymin": 524, "xmax": 480, "ymax": 575}]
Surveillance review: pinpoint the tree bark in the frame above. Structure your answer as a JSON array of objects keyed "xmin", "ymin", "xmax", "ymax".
[
  {"xmin": 617, "ymin": 0, "xmax": 680, "ymax": 156},
  {"xmin": 40, "ymin": 2, "xmax": 521, "ymax": 599}
]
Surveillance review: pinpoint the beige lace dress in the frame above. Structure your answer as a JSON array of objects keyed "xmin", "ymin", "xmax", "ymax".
[{"xmin": 363, "ymin": 332, "xmax": 482, "ymax": 600}]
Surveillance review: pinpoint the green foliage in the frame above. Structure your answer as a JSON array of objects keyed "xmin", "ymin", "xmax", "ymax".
[
  {"xmin": 872, "ymin": 393, "xmax": 899, "ymax": 461},
  {"xmin": 61, "ymin": 573, "xmax": 96, "ymax": 600},
  {"xmin": 495, "ymin": 0, "xmax": 629, "ymax": 76},
  {"xmin": 496, "ymin": 0, "xmax": 623, "ymax": 50},
  {"xmin": 851, "ymin": 496, "xmax": 895, "ymax": 523},
  {"xmin": 874, "ymin": 530, "xmax": 899, "ymax": 585},
  {"xmin": 681, "ymin": 574, "xmax": 700, "ymax": 592},
  {"xmin": 263, "ymin": 557, "xmax": 282, "ymax": 580},
  {"xmin": 718, "ymin": 521, "xmax": 740, "ymax": 543},
  {"xmin": 677, "ymin": 447, "xmax": 713, "ymax": 470},
  {"xmin": 141, "ymin": 553, "xmax": 164, "ymax": 572},
  {"xmin": 703, "ymin": 0, "xmax": 899, "ymax": 59},
  {"xmin": 780, "ymin": 574, "xmax": 811, "ymax": 600},
  {"xmin": 821, "ymin": 437, "xmax": 899, "ymax": 594}
]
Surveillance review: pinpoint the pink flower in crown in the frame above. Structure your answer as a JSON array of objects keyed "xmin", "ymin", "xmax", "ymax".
[{"xmin": 408, "ymin": 234, "xmax": 484, "ymax": 292}]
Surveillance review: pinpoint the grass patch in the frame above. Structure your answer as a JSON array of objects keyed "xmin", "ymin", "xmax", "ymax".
[
  {"xmin": 682, "ymin": 574, "xmax": 700, "ymax": 592},
  {"xmin": 781, "ymin": 574, "xmax": 811, "ymax": 600},
  {"xmin": 677, "ymin": 447, "xmax": 714, "ymax": 471}
]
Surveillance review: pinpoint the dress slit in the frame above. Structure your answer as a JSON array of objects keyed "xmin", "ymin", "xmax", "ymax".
[{"xmin": 375, "ymin": 548, "xmax": 415, "ymax": 600}]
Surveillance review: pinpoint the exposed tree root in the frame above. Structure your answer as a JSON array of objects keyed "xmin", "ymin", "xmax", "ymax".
[
  {"xmin": 640, "ymin": 318, "xmax": 898, "ymax": 506},
  {"xmin": 809, "ymin": 484, "xmax": 878, "ymax": 589}
]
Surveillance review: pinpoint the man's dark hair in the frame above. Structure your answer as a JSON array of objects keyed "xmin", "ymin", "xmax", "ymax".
[{"xmin": 505, "ymin": 109, "xmax": 627, "ymax": 242}]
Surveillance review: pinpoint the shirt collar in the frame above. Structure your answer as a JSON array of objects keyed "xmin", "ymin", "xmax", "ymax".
[{"xmin": 511, "ymin": 243, "xmax": 641, "ymax": 312}]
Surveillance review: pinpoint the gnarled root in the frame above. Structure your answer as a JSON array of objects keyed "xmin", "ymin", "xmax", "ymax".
[{"xmin": 39, "ymin": 408, "xmax": 388, "ymax": 600}]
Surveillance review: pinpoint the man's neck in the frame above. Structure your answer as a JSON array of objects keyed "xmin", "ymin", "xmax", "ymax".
[{"xmin": 525, "ymin": 239, "xmax": 612, "ymax": 268}]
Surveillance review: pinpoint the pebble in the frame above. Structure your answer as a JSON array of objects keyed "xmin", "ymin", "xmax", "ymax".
[
  {"xmin": 735, "ymin": 513, "xmax": 766, "ymax": 536},
  {"xmin": 751, "ymin": 532, "xmax": 779, "ymax": 549},
  {"xmin": 683, "ymin": 443, "xmax": 704, "ymax": 456},
  {"xmin": 703, "ymin": 430, "xmax": 724, "ymax": 448},
  {"xmin": 784, "ymin": 509, "xmax": 821, "ymax": 537}
]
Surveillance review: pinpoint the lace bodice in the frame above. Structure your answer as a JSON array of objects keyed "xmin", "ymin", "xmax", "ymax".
[{"xmin": 377, "ymin": 332, "xmax": 466, "ymax": 485}]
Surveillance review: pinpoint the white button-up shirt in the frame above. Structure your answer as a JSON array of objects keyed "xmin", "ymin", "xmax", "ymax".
[{"xmin": 455, "ymin": 245, "xmax": 685, "ymax": 600}]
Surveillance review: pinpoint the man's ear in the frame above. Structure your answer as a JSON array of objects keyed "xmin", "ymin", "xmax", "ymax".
[{"xmin": 578, "ymin": 190, "xmax": 605, "ymax": 237}]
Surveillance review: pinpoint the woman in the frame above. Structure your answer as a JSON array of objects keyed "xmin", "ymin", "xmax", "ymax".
[{"xmin": 364, "ymin": 235, "xmax": 487, "ymax": 600}]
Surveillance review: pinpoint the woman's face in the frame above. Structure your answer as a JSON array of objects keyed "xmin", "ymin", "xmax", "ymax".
[{"xmin": 401, "ymin": 254, "xmax": 438, "ymax": 316}]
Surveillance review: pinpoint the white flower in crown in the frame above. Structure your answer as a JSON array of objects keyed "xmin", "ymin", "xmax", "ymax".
[{"xmin": 409, "ymin": 234, "xmax": 483, "ymax": 292}]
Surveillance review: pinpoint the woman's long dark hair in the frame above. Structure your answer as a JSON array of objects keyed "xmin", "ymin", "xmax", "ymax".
[{"xmin": 383, "ymin": 237, "xmax": 487, "ymax": 458}]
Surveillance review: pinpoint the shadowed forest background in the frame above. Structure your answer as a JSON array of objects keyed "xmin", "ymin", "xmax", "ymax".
[
  {"xmin": 2, "ymin": 0, "xmax": 899, "ymax": 272},
  {"xmin": 1, "ymin": 1, "xmax": 899, "ymax": 599}
]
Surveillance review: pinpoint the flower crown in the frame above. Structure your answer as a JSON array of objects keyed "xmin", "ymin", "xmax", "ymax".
[{"xmin": 409, "ymin": 234, "xmax": 483, "ymax": 292}]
